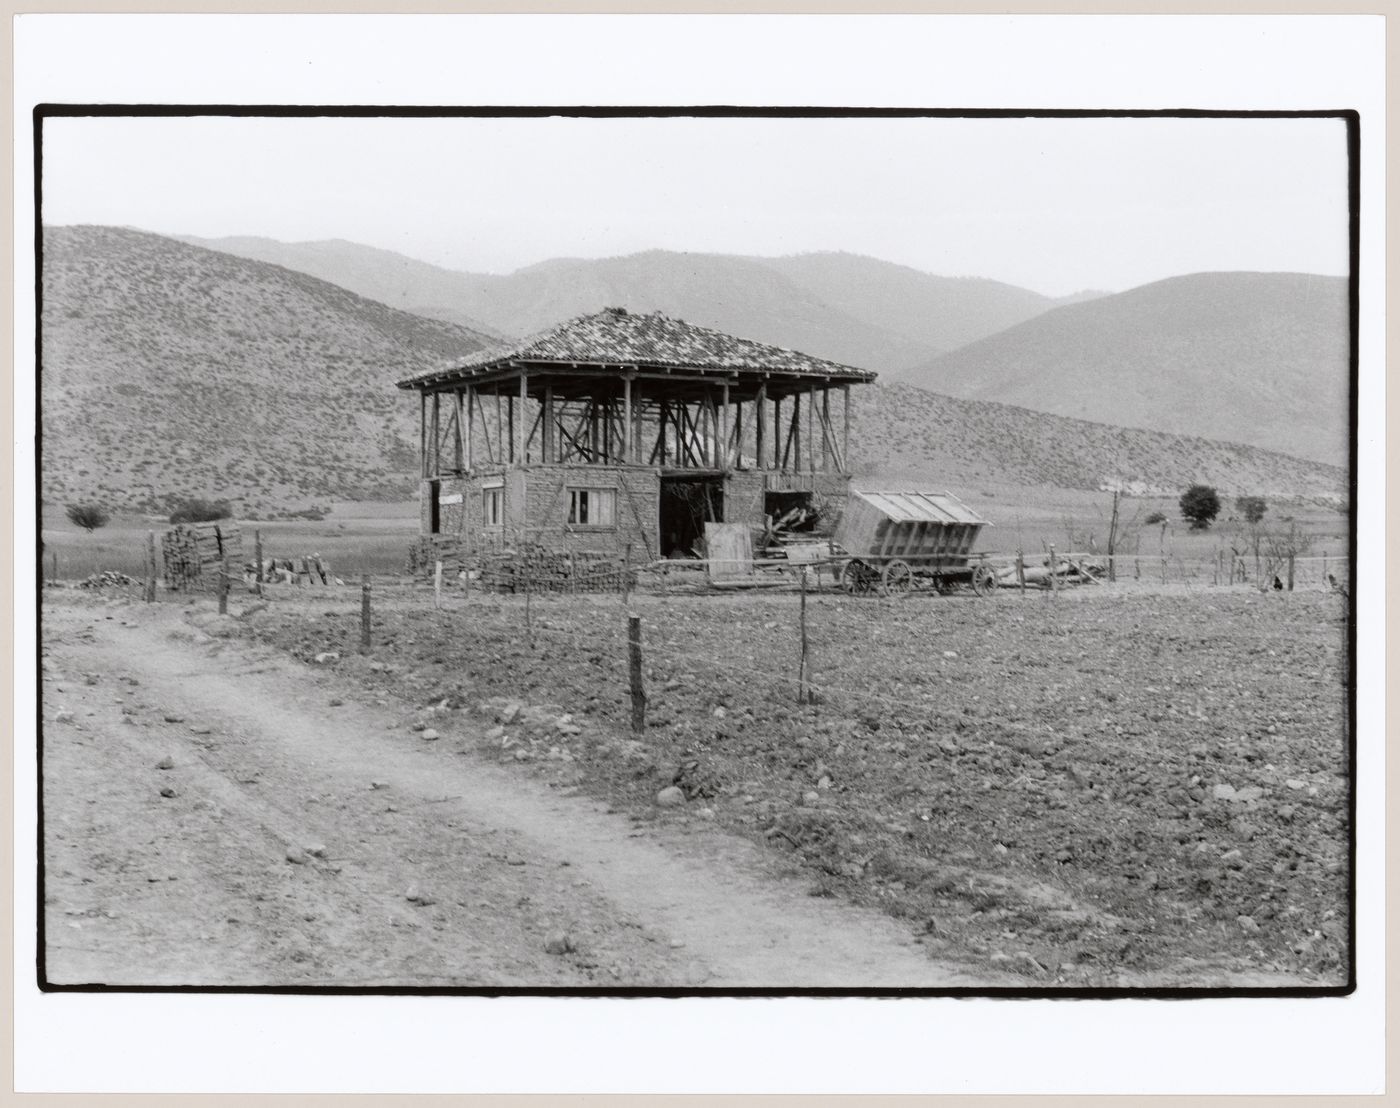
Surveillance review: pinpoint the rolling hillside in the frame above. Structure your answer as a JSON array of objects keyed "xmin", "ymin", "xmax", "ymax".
[
  {"xmin": 180, "ymin": 236, "xmax": 1073, "ymax": 371},
  {"xmin": 907, "ymin": 272, "xmax": 1351, "ymax": 468},
  {"xmin": 41, "ymin": 225, "xmax": 497, "ymax": 516},
  {"xmin": 40, "ymin": 226, "xmax": 1346, "ymax": 517}
]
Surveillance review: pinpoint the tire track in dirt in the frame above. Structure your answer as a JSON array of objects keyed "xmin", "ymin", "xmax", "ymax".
[{"xmin": 42, "ymin": 598, "xmax": 994, "ymax": 988}]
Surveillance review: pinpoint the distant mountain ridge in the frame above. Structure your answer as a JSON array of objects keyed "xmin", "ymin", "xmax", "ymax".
[
  {"xmin": 41, "ymin": 225, "xmax": 1345, "ymax": 515},
  {"xmin": 907, "ymin": 271, "xmax": 1350, "ymax": 468},
  {"xmin": 177, "ymin": 234, "xmax": 1078, "ymax": 370}
]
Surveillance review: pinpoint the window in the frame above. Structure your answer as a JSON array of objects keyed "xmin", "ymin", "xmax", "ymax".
[
  {"xmin": 568, "ymin": 487, "xmax": 617, "ymax": 527},
  {"xmin": 482, "ymin": 483, "xmax": 503, "ymax": 528}
]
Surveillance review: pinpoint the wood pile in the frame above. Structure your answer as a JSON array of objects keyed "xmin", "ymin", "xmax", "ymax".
[
  {"xmin": 162, "ymin": 521, "xmax": 242, "ymax": 591},
  {"xmin": 477, "ymin": 544, "xmax": 631, "ymax": 594}
]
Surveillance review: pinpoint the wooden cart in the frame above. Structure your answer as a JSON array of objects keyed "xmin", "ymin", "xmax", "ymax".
[{"xmin": 832, "ymin": 490, "xmax": 996, "ymax": 598}]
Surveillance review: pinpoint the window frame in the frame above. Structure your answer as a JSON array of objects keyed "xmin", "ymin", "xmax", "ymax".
[
  {"xmin": 566, "ymin": 486, "xmax": 618, "ymax": 530},
  {"xmin": 482, "ymin": 480, "xmax": 504, "ymax": 530}
]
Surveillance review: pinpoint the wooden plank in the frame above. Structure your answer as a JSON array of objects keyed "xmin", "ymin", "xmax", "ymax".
[
  {"xmin": 842, "ymin": 385, "xmax": 850, "ymax": 474},
  {"xmin": 515, "ymin": 370, "xmax": 527, "ymax": 465},
  {"xmin": 453, "ymin": 388, "xmax": 465, "ymax": 472},
  {"xmin": 807, "ymin": 384, "xmax": 816, "ymax": 473},
  {"xmin": 543, "ymin": 385, "xmax": 555, "ymax": 463},
  {"xmin": 431, "ymin": 392, "xmax": 441, "ymax": 477},
  {"xmin": 720, "ymin": 380, "xmax": 731, "ymax": 470},
  {"xmin": 704, "ymin": 522, "xmax": 753, "ymax": 580},
  {"xmin": 756, "ymin": 382, "xmax": 767, "ymax": 469},
  {"xmin": 621, "ymin": 377, "xmax": 631, "ymax": 465}
]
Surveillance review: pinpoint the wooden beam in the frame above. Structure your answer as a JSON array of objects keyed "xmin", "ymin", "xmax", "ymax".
[
  {"xmin": 842, "ymin": 385, "xmax": 850, "ymax": 474},
  {"xmin": 807, "ymin": 384, "xmax": 816, "ymax": 474},
  {"xmin": 516, "ymin": 370, "xmax": 527, "ymax": 465},
  {"xmin": 431, "ymin": 392, "xmax": 441, "ymax": 477},
  {"xmin": 419, "ymin": 391, "xmax": 427, "ymax": 479},
  {"xmin": 466, "ymin": 385, "xmax": 475, "ymax": 469},
  {"xmin": 622, "ymin": 376, "xmax": 632, "ymax": 465},
  {"xmin": 543, "ymin": 385, "xmax": 555, "ymax": 463},
  {"xmin": 719, "ymin": 381, "xmax": 730, "ymax": 469},
  {"xmin": 756, "ymin": 382, "xmax": 767, "ymax": 471},
  {"xmin": 453, "ymin": 389, "xmax": 465, "ymax": 472}
]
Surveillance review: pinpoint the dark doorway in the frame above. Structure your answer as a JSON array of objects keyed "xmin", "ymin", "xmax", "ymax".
[
  {"xmin": 660, "ymin": 477, "xmax": 723, "ymax": 558},
  {"xmin": 428, "ymin": 479, "xmax": 441, "ymax": 534},
  {"xmin": 764, "ymin": 490, "xmax": 818, "ymax": 533}
]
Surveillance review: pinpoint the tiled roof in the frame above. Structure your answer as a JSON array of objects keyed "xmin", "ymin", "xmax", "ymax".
[{"xmin": 396, "ymin": 307, "xmax": 878, "ymax": 388}]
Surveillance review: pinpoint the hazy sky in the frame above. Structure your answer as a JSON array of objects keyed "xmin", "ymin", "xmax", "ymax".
[{"xmin": 41, "ymin": 114, "xmax": 1349, "ymax": 297}]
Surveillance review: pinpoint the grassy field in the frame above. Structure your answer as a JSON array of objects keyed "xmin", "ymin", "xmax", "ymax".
[{"xmin": 38, "ymin": 487, "xmax": 1350, "ymax": 587}]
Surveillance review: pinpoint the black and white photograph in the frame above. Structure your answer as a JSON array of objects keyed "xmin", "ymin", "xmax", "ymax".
[{"xmin": 14, "ymin": 11, "xmax": 1385, "ymax": 1098}]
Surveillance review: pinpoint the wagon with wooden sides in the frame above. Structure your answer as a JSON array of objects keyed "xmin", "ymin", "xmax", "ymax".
[{"xmin": 832, "ymin": 490, "xmax": 996, "ymax": 597}]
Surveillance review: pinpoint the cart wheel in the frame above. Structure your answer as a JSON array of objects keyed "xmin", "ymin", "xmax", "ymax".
[
  {"xmin": 841, "ymin": 559, "xmax": 879, "ymax": 596},
  {"xmin": 971, "ymin": 563, "xmax": 997, "ymax": 597},
  {"xmin": 880, "ymin": 559, "xmax": 914, "ymax": 598}
]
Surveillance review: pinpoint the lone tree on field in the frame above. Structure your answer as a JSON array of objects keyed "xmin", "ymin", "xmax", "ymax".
[
  {"xmin": 65, "ymin": 503, "xmax": 110, "ymax": 532},
  {"xmin": 1179, "ymin": 484, "xmax": 1221, "ymax": 531},
  {"xmin": 1235, "ymin": 495, "xmax": 1267, "ymax": 525}
]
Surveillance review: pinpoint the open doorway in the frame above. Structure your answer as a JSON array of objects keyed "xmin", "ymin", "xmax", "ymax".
[{"xmin": 660, "ymin": 477, "xmax": 723, "ymax": 558}]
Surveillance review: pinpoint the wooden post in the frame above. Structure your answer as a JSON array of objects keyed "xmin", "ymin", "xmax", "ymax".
[
  {"xmin": 253, "ymin": 529, "xmax": 263, "ymax": 598},
  {"xmin": 454, "ymin": 389, "xmax": 465, "ymax": 472},
  {"xmin": 720, "ymin": 380, "xmax": 731, "ymax": 470},
  {"xmin": 628, "ymin": 614, "xmax": 646, "ymax": 734},
  {"xmin": 1048, "ymin": 545, "xmax": 1058, "ymax": 597},
  {"xmin": 842, "ymin": 385, "xmax": 851, "ymax": 474},
  {"xmin": 431, "ymin": 392, "xmax": 440, "ymax": 477},
  {"xmin": 146, "ymin": 530, "xmax": 157, "ymax": 602},
  {"xmin": 806, "ymin": 384, "xmax": 816, "ymax": 473},
  {"xmin": 1287, "ymin": 552, "xmax": 1296, "ymax": 592},
  {"xmin": 619, "ymin": 378, "xmax": 629, "ymax": 465},
  {"xmin": 434, "ymin": 559, "xmax": 443, "ymax": 610},
  {"xmin": 360, "ymin": 575, "xmax": 372, "ymax": 653},
  {"xmin": 51, "ymin": 551, "xmax": 58, "ymax": 584},
  {"xmin": 756, "ymin": 382, "xmax": 767, "ymax": 470},
  {"xmin": 218, "ymin": 555, "xmax": 229, "ymax": 614},
  {"xmin": 773, "ymin": 395, "xmax": 782, "ymax": 470},
  {"xmin": 797, "ymin": 572, "xmax": 811, "ymax": 704},
  {"xmin": 516, "ymin": 369, "xmax": 528, "ymax": 465},
  {"xmin": 419, "ymin": 391, "xmax": 427, "ymax": 478},
  {"xmin": 1016, "ymin": 550, "xmax": 1026, "ymax": 597},
  {"xmin": 465, "ymin": 385, "xmax": 475, "ymax": 469}
]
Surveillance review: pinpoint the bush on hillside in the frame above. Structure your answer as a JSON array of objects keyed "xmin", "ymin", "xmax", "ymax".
[
  {"xmin": 1235, "ymin": 495, "xmax": 1267, "ymax": 525},
  {"xmin": 168, "ymin": 497, "xmax": 233, "ymax": 524},
  {"xmin": 65, "ymin": 503, "xmax": 110, "ymax": 532}
]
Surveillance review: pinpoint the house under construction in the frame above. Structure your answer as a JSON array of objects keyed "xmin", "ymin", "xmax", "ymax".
[{"xmin": 396, "ymin": 307, "xmax": 877, "ymax": 561}]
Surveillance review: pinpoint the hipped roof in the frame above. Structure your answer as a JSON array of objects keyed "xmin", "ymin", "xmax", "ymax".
[{"xmin": 396, "ymin": 307, "xmax": 878, "ymax": 390}]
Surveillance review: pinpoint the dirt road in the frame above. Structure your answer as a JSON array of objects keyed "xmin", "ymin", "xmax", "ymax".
[{"xmin": 40, "ymin": 596, "xmax": 994, "ymax": 988}]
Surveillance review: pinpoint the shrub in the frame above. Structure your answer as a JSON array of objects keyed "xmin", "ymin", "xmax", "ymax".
[
  {"xmin": 1179, "ymin": 485, "xmax": 1221, "ymax": 531},
  {"xmin": 1235, "ymin": 495, "xmax": 1267, "ymax": 525},
  {"xmin": 1143, "ymin": 511, "xmax": 1166, "ymax": 526},
  {"xmin": 65, "ymin": 503, "xmax": 110, "ymax": 532},
  {"xmin": 168, "ymin": 497, "xmax": 233, "ymax": 524}
]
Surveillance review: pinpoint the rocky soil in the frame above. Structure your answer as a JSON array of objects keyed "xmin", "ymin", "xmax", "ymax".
[{"xmin": 225, "ymin": 580, "xmax": 1352, "ymax": 988}]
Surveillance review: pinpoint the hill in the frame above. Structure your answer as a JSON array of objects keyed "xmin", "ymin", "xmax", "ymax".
[
  {"xmin": 180, "ymin": 236, "xmax": 1072, "ymax": 370},
  {"xmin": 756, "ymin": 251, "xmax": 1081, "ymax": 359},
  {"xmin": 906, "ymin": 272, "xmax": 1350, "ymax": 468},
  {"xmin": 41, "ymin": 225, "xmax": 497, "ymax": 516},
  {"xmin": 850, "ymin": 383, "xmax": 1345, "ymax": 501},
  {"xmin": 40, "ymin": 226, "xmax": 1345, "ymax": 517}
]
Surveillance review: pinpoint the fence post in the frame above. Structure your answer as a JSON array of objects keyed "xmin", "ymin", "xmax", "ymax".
[
  {"xmin": 360, "ymin": 575, "xmax": 372, "ymax": 653},
  {"xmin": 628, "ymin": 614, "xmax": 646, "ymax": 734},
  {"xmin": 434, "ymin": 559, "xmax": 443, "ymax": 610},
  {"xmin": 1048, "ymin": 545, "xmax": 1058, "ymax": 598},
  {"xmin": 797, "ymin": 572, "xmax": 812, "ymax": 703},
  {"xmin": 146, "ymin": 530, "xmax": 157, "ymax": 602},
  {"xmin": 254, "ymin": 529, "xmax": 264, "ymax": 597},
  {"xmin": 1287, "ymin": 552, "xmax": 1295, "ymax": 592},
  {"xmin": 1016, "ymin": 550, "xmax": 1025, "ymax": 597},
  {"xmin": 218, "ymin": 555, "xmax": 229, "ymax": 615}
]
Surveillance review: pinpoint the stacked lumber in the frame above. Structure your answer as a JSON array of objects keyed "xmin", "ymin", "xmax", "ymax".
[
  {"xmin": 477, "ymin": 544, "xmax": 631, "ymax": 594},
  {"xmin": 162, "ymin": 522, "xmax": 242, "ymax": 591}
]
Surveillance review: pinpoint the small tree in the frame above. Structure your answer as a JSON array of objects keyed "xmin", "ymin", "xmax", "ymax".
[
  {"xmin": 1235, "ymin": 495, "xmax": 1267, "ymax": 525},
  {"xmin": 1179, "ymin": 485, "xmax": 1221, "ymax": 531},
  {"xmin": 65, "ymin": 503, "xmax": 110, "ymax": 532},
  {"xmin": 1143, "ymin": 510, "xmax": 1166, "ymax": 526}
]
